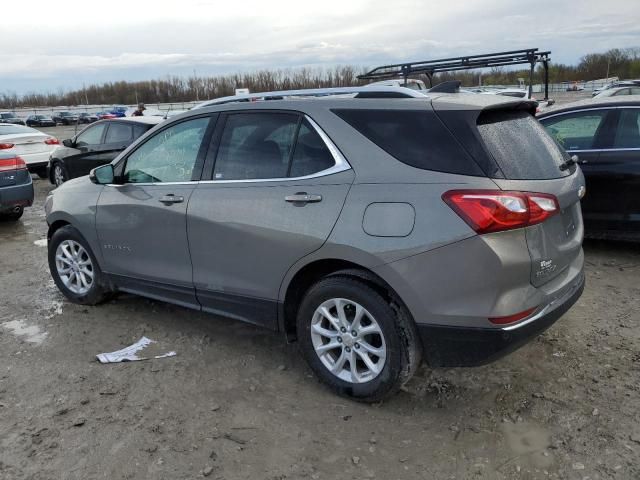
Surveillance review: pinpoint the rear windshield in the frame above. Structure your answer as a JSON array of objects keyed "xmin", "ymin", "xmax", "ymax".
[
  {"xmin": 332, "ymin": 109, "xmax": 483, "ymax": 176},
  {"xmin": 0, "ymin": 125, "xmax": 37, "ymax": 135},
  {"xmin": 477, "ymin": 110, "xmax": 571, "ymax": 180}
]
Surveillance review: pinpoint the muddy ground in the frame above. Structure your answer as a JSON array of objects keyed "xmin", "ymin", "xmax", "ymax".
[{"xmin": 1, "ymin": 176, "xmax": 639, "ymax": 480}]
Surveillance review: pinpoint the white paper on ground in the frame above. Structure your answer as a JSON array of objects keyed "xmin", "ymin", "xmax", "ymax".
[{"xmin": 96, "ymin": 336, "xmax": 177, "ymax": 364}]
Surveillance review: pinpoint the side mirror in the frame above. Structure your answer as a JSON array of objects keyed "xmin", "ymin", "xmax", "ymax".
[
  {"xmin": 62, "ymin": 138, "xmax": 74, "ymax": 148},
  {"xmin": 90, "ymin": 164, "xmax": 114, "ymax": 185},
  {"xmin": 547, "ymin": 99, "xmax": 556, "ymax": 106}
]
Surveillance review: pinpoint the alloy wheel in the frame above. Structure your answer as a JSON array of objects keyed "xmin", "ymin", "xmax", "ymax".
[
  {"xmin": 54, "ymin": 165, "xmax": 65, "ymax": 186},
  {"xmin": 310, "ymin": 298, "xmax": 387, "ymax": 383},
  {"xmin": 55, "ymin": 240, "xmax": 94, "ymax": 295}
]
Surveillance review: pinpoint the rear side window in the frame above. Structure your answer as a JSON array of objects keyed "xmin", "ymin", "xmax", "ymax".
[
  {"xmin": 332, "ymin": 109, "xmax": 482, "ymax": 176},
  {"xmin": 613, "ymin": 109, "xmax": 640, "ymax": 148},
  {"xmin": 213, "ymin": 113, "xmax": 336, "ymax": 180},
  {"xmin": 478, "ymin": 110, "xmax": 570, "ymax": 180},
  {"xmin": 105, "ymin": 123, "xmax": 133, "ymax": 143}
]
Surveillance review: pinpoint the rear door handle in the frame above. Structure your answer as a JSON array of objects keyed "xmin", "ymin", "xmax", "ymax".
[
  {"xmin": 285, "ymin": 193, "xmax": 322, "ymax": 204},
  {"xmin": 159, "ymin": 194, "xmax": 184, "ymax": 205}
]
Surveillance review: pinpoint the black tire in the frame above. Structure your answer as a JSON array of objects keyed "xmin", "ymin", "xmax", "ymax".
[
  {"xmin": 296, "ymin": 276, "xmax": 422, "ymax": 402},
  {"xmin": 48, "ymin": 225, "xmax": 111, "ymax": 305},
  {"xmin": 0, "ymin": 206, "xmax": 24, "ymax": 221}
]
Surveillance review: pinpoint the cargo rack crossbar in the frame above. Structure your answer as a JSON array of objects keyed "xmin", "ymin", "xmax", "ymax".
[{"xmin": 358, "ymin": 48, "xmax": 552, "ymax": 99}]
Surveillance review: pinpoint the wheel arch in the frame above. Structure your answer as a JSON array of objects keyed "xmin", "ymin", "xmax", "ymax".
[{"xmin": 279, "ymin": 257, "xmax": 412, "ymax": 341}]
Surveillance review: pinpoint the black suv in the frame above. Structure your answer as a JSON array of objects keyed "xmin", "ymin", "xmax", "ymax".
[
  {"xmin": 48, "ymin": 117, "xmax": 163, "ymax": 186},
  {"xmin": 538, "ymin": 95, "xmax": 640, "ymax": 240}
]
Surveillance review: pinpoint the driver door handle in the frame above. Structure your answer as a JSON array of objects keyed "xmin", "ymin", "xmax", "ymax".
[
  {"xmin": 285, "ymin": 193, "xmax": 322, "ymax": 204},
  {"xmin": 159, "ymin": 194, "xmax": 184, "ymax": 205}
]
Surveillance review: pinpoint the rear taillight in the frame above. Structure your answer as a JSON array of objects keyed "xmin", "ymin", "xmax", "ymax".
[
  {"xmin": 0, "ymin": 143, "xmax": 15, "ymax": 149},
  {"xmin": 442, "ymin": 190, "xmax": 559, "ymax": 234},
  {"xmin": 44, "ymin": 137, "xmax": 60, "ymax": 145},
  {"xmin": 0, "ymin": 156, "xmax": 27, "ymax": 172}
]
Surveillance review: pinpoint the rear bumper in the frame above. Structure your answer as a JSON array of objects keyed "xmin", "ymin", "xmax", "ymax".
[
  {"xmin": 0, "ymin": 177, "xmax": 34, "ymax": 211},
  {"xmin": 418, "ymin": 272, "xmax": 585, "ymax": 367}
]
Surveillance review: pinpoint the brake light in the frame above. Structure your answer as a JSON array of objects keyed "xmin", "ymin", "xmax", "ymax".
[
  {"xmin": 0, "ymin": 143, "xmax": 15, "ymax": 149},
  {"xmin": 44, "ymin": 137, "xmax": 60, "ymax": 145},
  {"xmin": 0, "ymin": 156, "xmax": 27, "ymax": 172},
  {"xmin": 489, "ymin": 306, "xmax": 538, "ymax": 325},
  {"xmin": 442, "ymin": 190, "xmax": 559, "ymax": 234}
]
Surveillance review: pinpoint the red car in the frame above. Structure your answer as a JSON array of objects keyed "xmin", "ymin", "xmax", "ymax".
[{"xmin": 96, "ymin": 112, "xmax": 117, "ymax": 120}]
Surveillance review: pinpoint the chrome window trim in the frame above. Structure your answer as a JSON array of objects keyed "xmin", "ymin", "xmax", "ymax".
[
  {"xmin": 540, "ymin": 104, "xmax": 640, "ymax": 121},
  {"xmin": 107, "ymin": 114, "xmax": 350, "ymax": 187},
  {"xmin": 563, "ymin": 147, "xmax": 640, "ymax": 153},
  {"xmin": 199, "ymin": 114, "xmax": 351, "ymax": 184}
]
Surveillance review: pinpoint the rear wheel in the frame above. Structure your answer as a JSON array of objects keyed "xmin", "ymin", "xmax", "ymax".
[
  {"xmin": 296, "ymin": 276, "xmax": 421, "ymax": 402},
  {"xmin": 48, "ymin": 225, "xmax": 111, "ymax": 305}
]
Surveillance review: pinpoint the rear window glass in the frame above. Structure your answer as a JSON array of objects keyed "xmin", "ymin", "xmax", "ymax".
[
  {"xmin": 477, "ymin": 110, "xmax": 571, "ymax": 180},
  {"xmin": 332, "ymin": 109, "xmax": 483, "ymax": 176},
  {"xmin": 0, "ymin": 125, "xmax": 37, "ymax": 135}
]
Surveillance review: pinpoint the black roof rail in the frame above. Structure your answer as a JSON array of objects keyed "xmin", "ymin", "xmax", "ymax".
[
  {"xmin": 427, "ymin": 80, "xmax": 461, "ymax": 93},
  {"xmin": 359, "ymin": 48, "xmax": 552, "ymax": 100}
]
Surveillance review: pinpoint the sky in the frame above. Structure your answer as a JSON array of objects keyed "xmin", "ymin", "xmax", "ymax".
[{"xmin": 1, "ymin": 0, "xmax": 639, "ymax": 94}]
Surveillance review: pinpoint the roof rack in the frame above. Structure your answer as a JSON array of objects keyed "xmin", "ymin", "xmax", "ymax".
[
  {"xmin": 193, "ymin": 86, "xmax": 428, "ymax": 109},
  {"xmin": 358, "ymin": 48, "xmax": 552, "ymax": 100}
]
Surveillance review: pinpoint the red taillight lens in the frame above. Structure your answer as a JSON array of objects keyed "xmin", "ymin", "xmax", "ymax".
[
  {"xmin": 0, "ymin": 143, "xmax": 15, "ymax": 149},
  {"xmin": 489, "ymin": 306, "xmax": 538, "ymax": 325},
  {"xmin": 0, "ymin": 156, "xmax": 26, "ymax": 172},
  {"xmin": 44, "ymin": 137, "xmax": 60, "ymax": 145},
  {"xmin": 442, "ymin": 190, "xmax": 559, "ymax": 234}
]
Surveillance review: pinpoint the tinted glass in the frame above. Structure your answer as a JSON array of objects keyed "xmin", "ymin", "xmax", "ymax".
[
  {"xmin": 289, "ymin": 119, "xmax": 335, "ymax": 177},
  {"xmin": 105, "ymin": 123, "xmax": 133, "ymax": 143},
  {"xmin": 214, "ymin": 113, "xmax": 298, "ymax": 180},
  {"xmin": 133, "ymin": 124, "xmax": 148, "ymax": 139},
  {"xmin": 612, "ymin": 89, "xmax": 630, "ymax": 96},
  {"xmin": 76, "ymin": 123, "xmax": 107, "ymax": 146},
  {"xmin": 124, "ymin": 117, "xmax": 209, "ymax": 183},
  {"xmin": 613, "ymin": 109, "xmax": 640, "ymax": 148},
  {"xmin": 540, "ymin": 110, "xmax": 607, "ymax": 151},
  {"xmin": 0, "ymin": 125, "xmax": 37, "ymax": 135},
  {"xmin": 332, "ymin": 109, "xmax": 482, "ymax": 175},
  {"xmin": 477, "ymin": 110, "xmax": 570, "ymax": 180}
]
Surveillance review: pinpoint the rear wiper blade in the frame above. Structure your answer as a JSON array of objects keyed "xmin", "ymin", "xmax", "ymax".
[{"xmin": 559, "ymin": 154, "xmax": 579, "ymax": 171}]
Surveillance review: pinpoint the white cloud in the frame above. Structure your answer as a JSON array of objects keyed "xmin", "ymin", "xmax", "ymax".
[{"xmin": 0, "ymin": 0, "xmax": 638, "ymax": 93}]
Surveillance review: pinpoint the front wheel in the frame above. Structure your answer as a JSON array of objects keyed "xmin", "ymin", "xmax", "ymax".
[
  {"xmin": 52, "ymin": 162, "xmax": 67, "ymax": 186},
  {"xmin": 296, "ymin": 276, "xmax": 422, "ymax": 402},
  {"xmin": 48, "ymin": 225, "xmax": 111, "ymax": 305}
]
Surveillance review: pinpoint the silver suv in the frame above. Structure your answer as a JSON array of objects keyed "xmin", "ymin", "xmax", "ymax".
[{"xmin": 45, "ymin": 87, "xmax": 585, "ymax": 401}]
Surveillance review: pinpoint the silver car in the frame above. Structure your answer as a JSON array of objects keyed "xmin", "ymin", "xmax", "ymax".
[{"xmin": 45, "ymin": 87, "xmax": 585, "ymax": 401}]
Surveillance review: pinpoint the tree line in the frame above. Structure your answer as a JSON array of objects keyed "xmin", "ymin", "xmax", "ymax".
[{"xmin": 1, "ymin": 48, "xmax": 639, "ymax": 108}]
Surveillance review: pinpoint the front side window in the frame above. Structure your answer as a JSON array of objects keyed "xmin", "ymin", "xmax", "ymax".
[
  {"xmin": 76, "ymin": 123, "xmax": 107, "ymax": 147},
  {"xmin": 123, "ymin": 117, "xmax": 209, "ymax": 183},
  {"xmin": 541, "ymin": 110, "xmax": 609, "ymax": 151}
]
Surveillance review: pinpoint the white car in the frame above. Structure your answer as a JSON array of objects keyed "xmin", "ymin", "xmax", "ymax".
[
  {"xmin": 0, "ymin": 123, "xmax": 60, "ymax": 178},
  {"xmin": 593, "ymin": 86, "xmax": 640, "ymax": 98}
]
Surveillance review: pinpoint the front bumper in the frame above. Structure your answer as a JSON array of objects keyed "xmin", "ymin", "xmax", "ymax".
[{"xmin": 418, "ymin": 272, "xmax": 585, "ymax": 367}]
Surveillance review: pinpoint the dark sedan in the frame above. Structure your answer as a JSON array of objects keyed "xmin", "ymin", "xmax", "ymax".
[
  {"xmin": 0, "ymin": 152, "xmax": 33, "ymax": 221},
  {"xmin": 26, "ymin": 115, "xmax": 56, "ymax": 127},
  {"xmin": 78, "ymin": 112, "xmax": 99, "ymax": 124},
  {"xmin": 52, "ymin": 111, "xmax": 79, "ymax": 125},
  {"xmin": 0, "ymin": 112, "xmax": 25, "ymax": 126},
  {"xmin": 538, "ymin": 95, "xmax": 640, "ymax": 240},
  {"xmin": 48, "ymin": 117, "xmax": 163, "ymax": 186}
]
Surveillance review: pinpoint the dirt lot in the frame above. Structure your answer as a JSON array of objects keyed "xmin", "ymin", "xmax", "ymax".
[{"xmin": 1, "ymin": 173, "xmax": 639, "ymax": 480}]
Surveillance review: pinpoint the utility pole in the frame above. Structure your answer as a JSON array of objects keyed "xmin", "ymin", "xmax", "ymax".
[
  {"xmin": 194, "ymin": 69, "xmax": 199, "ymax": 101},
  {"xmin": 605, "ymin": 56, "xmax": 611, "ymax": 82}
]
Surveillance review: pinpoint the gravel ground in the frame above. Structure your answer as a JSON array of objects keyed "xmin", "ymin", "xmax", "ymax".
[{"xmin": 1, "ymin": 171, "xmax": 639, "ymax": 480}]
